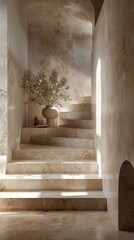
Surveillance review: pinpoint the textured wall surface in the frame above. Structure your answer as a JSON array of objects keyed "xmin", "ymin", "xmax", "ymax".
[
  {"xmin": 0, "ymin": 0, "xmax": 8, "ymax": 157},
  {"xmin": 8, "ymin": 0, "xmax": 28, "ymax": 159},
  {"xmin": 22, "ymin": 0, "xmax": 94, "ymax": 125},
  {"xmin": 92, "ymin": 0, "xmax": 134, "ymax": 229}
]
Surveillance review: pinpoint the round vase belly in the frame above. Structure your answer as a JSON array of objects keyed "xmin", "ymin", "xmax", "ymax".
[{"xmin": 42, "ymin": 106, "xmax": 59, "ymax": 127}]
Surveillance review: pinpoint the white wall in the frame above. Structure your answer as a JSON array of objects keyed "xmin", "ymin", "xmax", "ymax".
[
  {"xmin": 0, "ymin": 0, "xmax": 8, "ymax": 157},
  {"xmin": 8, "ymin": 0, "xmax": 28, "ymax": 160},
  {"xmin": 92, "ymin": 0, "xmax": 134, "ymax": 229}
]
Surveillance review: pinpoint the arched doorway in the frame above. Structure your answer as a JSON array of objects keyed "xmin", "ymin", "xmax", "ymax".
[{"xmin": 119, "ymin": 160, "xmax": 134, "ymax": 231}]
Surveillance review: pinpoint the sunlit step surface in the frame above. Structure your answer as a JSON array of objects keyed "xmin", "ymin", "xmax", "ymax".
[
  {"xmin": 13, "ymin": 145, "xmax": 95, "ymax": 160},
  {"xmin": 59, "ymin": 119, "xmax": 93, "ymax": 129},
  {"xmin": 0, "ymin": 191, "xmax": 107, "ymax": 211},
  {"xmin": 21, "ymin": 127, "xmax": 94, "ymax": 140},
  {"xmin": 0, "ymin": 174, "xmax": 102, "ymax": 191},
  {"xmin": 7, "ymin": 160, "xmax": 98, "ymax": 174},
  {"xmin": 27, "ymin": 136, "xmax": 94, "ymax": 148},
  {"xmin": 59, "ymin": 111, "xmax": 91, "ymax": 120},
  {"xmin": 1, "ymin": 173, "xmax": 101, "ymax": 179},
  {"xmin": 0, "ymin": 191, "xmax": 105, "ymax": 198}
]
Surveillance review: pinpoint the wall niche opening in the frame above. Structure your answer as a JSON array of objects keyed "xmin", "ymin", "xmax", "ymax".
[{"xmin": 119, "ymin": 160, "xmax": 134, "ymax": 231}]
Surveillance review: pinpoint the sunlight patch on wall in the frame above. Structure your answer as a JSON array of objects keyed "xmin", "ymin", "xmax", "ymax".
[
  {"xmin": 96, "ymin": 58, "xmax": 101, "ymax": 137},
  {"xmin": 96, "ymin": 58, "xmax": 101, "ymax": 177}
]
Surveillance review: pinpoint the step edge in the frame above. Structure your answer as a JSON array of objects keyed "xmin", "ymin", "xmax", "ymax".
[
  {"xmin": 1, "ymin": 174, "xmax": 102, "ymax": 180},
  {"xmin": 0, "ymin": 191, "xmax": 106, "ymax": 199},
  {"xmin": 15, "ymin": 144, "xmax": 95, "ymax": 150},
  {"xmin": 29, "ymin": 136, "xmax": 94, "ymax": 140},
  {"xmin": 7, "ymin": 160, "xmax": 97, "ymax": 164}
]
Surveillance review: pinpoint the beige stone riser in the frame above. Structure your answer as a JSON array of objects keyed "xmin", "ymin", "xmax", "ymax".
[
  {"xmin": 62, "ymin": 103, "xmax": 91, "ymax": 112},
  {"xmin": 6, "ymin": 161, "xmax": 98, "ymax": 174},
  {"xmin": 0, "ymin": 179, "xmax": 102, "ymax": 191},
  {"xmin": 0, "ymin": 198, "xmax": 107, "ymax": 211},
  {"xmin": 77, "ymin": 96, "xmax": 91, "ymax": 103},
  {"xmin": 10, "ymin": 158, "xmax": 96, "ymax": 162},
  {"xmin": 26, "ymin": 136, "xmax": 94, "ymax": 149},
  {"xmin": 63, "ymin": 96, "xmax": 91, "ymax": 105},
  {"xmin": 21, "ymin": 128, "xmax": 94, "ymax": 141},
  {"xmin": 59, "ymin": 111, "xmax": 91, "ymax": 120},
  {"xmin": 59, "ymin": 119, "xmax": 94, "ymax": 129},
  {"xmin": 13, "ymin": 146, "xmax": 95, "ymax": 160}
]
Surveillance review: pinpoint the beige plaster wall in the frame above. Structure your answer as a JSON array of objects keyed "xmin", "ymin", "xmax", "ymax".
[
  {"xmin": 0, "ymin": 0, "xmax": 8, "ymax": 158},
  {"xmin": 92, "ymin": 0, "xmax": 134, "ymax": 229},
  {"xmin": 25, "ymin": 0, "xmax": 94, "ymax": 125},
  {"xmin": 8, "ymin": 0, "xmax": 28, "ymax": 160}
]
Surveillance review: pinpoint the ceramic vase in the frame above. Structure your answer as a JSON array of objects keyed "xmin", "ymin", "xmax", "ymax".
[{"xmin": 42, "ymin": 106, "xmax": 59, "ymax": 127}]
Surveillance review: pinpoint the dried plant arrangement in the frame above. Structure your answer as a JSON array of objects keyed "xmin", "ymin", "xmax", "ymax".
[{"xmin": 21, "ymin": 68, "xmax": 70, "ymax": 107}]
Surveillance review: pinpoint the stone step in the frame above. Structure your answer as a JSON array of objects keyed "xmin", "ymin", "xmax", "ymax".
[
  {"xmin": 62, "ymin": 103, "xmax": 91, "ymax": 112},
  {"xmin": 59, "ymin": 111, "xmax": 91, "ymax": 120},
  {"xmin": 6, "ymin": 160, "xmax": 98, "ymax": 174},
  {"xmin": 13, "ymin": 145, "xmax": 95, "ymax": 160},
  {"xmin": 59, "ymin": 119, "xmax": 93, "ymax": 129},
  {"xmin": 21, "ymin": 127, "xmax": 94, "ymax": 142},
  {"xmin": 0, "ymin": 191, "xmax": 107, "ymax": 211},
  {"xmin": 27, "ymin": 136, "xmax": 94, "ymax": 148},
  {"xmin": 77, "ymin": 96, "xmax": 91, "ymax": 103},
  {"xmin": 0, "ymin": 174, "xmax": 102, "ymax": 191}
]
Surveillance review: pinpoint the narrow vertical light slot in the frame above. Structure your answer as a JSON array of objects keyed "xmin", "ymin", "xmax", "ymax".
[
  {"xmin": 96, "ymin": 58, "xmax": 101, "ymax": 137},
  {"xmin": 97, "ymin": 149, "xmax": 101, "ymax": 177},
  {"xmin": 0, "ymin": 155, "xmax": 7, "ymax": 176},
  {"xmin": 96, "ymin": 58, "xmax": 101, "ymax": 177}
]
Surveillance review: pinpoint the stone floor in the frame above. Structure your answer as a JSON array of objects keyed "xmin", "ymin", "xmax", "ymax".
[{"xmin": 0, "ymin": 211, "xmax": 133, "ymax": 240}]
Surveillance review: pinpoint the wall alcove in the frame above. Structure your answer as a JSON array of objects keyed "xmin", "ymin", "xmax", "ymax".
[
  {"xmin": 22, "ymin": 0, "xmax": 95, "ymax": 125},
  {"xmin": 119, "ymin": 160, "xmax": 134, "ymax": 231}
]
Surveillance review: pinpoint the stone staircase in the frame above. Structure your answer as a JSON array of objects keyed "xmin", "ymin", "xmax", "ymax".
[{"xmin": 0, "ymin": 96, "xmax": 107, "ymax": 211}]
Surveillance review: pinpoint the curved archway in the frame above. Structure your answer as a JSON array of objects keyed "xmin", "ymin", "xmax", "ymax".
[{"xmin": 119, "ymin": 160, "xmax": 134, "ymax": 231}]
